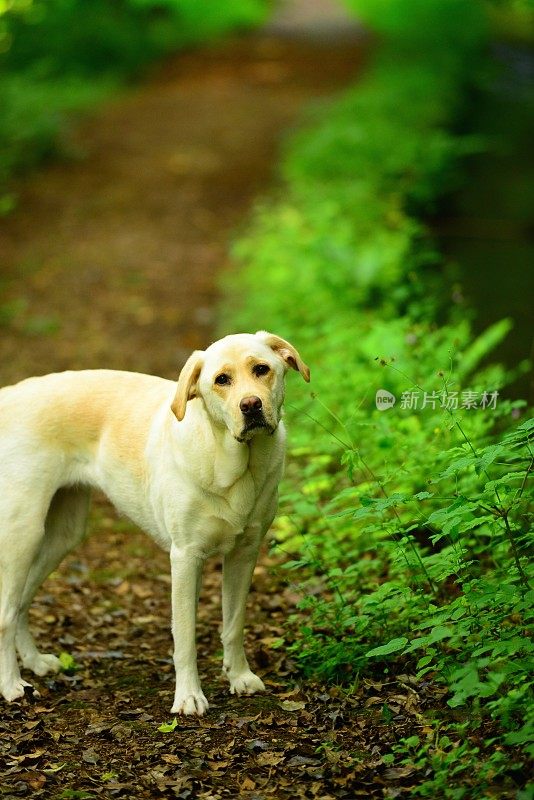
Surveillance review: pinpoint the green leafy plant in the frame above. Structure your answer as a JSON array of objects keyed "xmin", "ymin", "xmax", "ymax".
[{"xmin": 220, "ymin": 1, "xmax": 533, "ymax": 794}]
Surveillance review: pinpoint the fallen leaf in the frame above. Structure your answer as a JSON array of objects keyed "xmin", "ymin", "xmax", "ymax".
[
  {"xmin": 256, "ymin": 752, "xmax": 285, "ymax": 767},
  {"xmin": 158, "ymin": 718, "xmax": 179, "ymax": 733},
  {"xmin": 281, "ymin": 700, "xmax": 306, "ymax": 712},
  {"xmin": 287, "ymin": 755, "xmax": 321, "ymax": 767},
  {"xmin": 162, "ymin": 754, "xmax": 181, "ymax": 764}
]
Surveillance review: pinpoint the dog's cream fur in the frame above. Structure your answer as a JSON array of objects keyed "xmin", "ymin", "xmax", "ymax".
[{"xmin": 0, "ymin": 331, "xmax": 309, "ymax": 714}]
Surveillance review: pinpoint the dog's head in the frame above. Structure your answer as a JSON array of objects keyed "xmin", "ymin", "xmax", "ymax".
[{"xmin": 171, "ymin": 331, "xmax": 310, "ymax": 442}]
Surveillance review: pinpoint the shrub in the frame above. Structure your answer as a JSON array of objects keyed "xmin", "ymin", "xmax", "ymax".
[{"xmin": 221, "ymin": 0, "xmax": 533, "ymax": 791}]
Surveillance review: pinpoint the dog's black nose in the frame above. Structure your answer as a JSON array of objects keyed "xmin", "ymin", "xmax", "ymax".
[{"xmin": 240, "ymin": 396, "xmax": 262, "ymax": 415}]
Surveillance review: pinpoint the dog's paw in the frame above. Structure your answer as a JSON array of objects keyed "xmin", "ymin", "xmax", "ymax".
[
  {"xmin": 1, "ymin": 678, "xmax": 34, "ymax": 702},
  {"xmin": 228, "ymin": 670, "xmax": 265, "ymax": 696},
  {"xmin": 23, "ymin": 653, "xmax": 62, "ymax": 677},
  {"xmin": 171, "ymin": 689, "xmax": 209, "ymax": 716}
]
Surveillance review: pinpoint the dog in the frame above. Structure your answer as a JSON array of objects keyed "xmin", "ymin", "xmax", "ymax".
[{"xmin": 0, "ymin": 331, "xmax": 309, "ymax": 715}]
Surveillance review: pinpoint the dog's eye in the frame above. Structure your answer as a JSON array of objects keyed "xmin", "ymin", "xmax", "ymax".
[
  {"xmin": 214, "ymin": 373, "xmax": 231, "ymax": 386},
  {"xmin": 253, "ymin": 364, "xmax": 270, "ymax": 377}
]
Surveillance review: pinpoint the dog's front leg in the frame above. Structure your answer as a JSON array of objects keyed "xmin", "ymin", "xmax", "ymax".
[
  {"xmin": 169, "ymin": 544, "xmax": 208, "ymax": 715},
  {"xmin": 221, "ymin": 531, "xmax": 265, "ymax": 697}
]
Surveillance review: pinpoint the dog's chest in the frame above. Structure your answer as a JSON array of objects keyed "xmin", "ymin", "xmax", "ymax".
[
  {"xmin": 154, "ymin": 425, "xmax": 282, "ymax": 556},
  {"xmin": 207, "ymin": 448, "xmax": 259, "ymax": 517},
  {"xmin": 183, "ymin": 468, "xmax": 256, "ymax": 557},
  {"xmin": 188, "ymin": 441, "xmax": 273, "ymax": 547}
]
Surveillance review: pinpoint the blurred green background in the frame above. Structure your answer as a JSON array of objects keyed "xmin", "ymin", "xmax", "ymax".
[{"xmin": 0, "ymin": 0, "xmax": 268, "ymax": 190}]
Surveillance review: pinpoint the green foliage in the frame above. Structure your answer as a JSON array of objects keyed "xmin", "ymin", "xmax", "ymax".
[
  {"xmin": 58, "ymin": 651, "xmax": 78, "ymax": 673},
  {"xmin": 0, "ymin": 70, "xmax": 115, "ymax": 185},
  {"xmin": 221, "ymin": 0, "xmax": 533, "ymax": 793},
  {"xmin": 342, "ymin": 0, "xmax": 489, "ymax": 51},
  {"xmin": 100, "ymin": 771, "xmax": 119, "ymax": 782},
  {"xmin": 158, "ymin": 717, "xmax": 179, "ymax": 733},
  {"xmin": 1, "ymin": 0, "xmax": 267, "ymax": 78},
  {"xmin": 381, "ymin": 724, "xmax": 522, "ymax": 799}
]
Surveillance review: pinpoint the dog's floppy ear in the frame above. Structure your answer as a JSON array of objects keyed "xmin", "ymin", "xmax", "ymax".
[
  {"xmin": 171, "ymin": 350, "xmax": 204, "ymax": 421},
  {"xmin": 256, "ymin": 331, "xmax": 310, "ymax": 382}
]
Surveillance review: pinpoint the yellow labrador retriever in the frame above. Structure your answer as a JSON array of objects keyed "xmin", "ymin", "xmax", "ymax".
[{"xmin": 0, "ymin": 331, "xmax": 309, "ymax": 715}]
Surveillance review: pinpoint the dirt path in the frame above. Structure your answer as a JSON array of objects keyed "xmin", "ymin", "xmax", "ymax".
[
  {"xmin": 0, "ymin": 20, "xmax": 441, "ymax": 800},
  {"xmin": 0, "ymin": 33, "xmax": 365, "ymax": 384}
]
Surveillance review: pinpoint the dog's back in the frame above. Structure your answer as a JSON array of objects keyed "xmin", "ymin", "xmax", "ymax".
[
  {"xmin": 0, "ymin": 369, "xmax": 176, "ymax": 507},
  {"xmin": 0, "ymin": 368, "xmax": 173, "ymax": 446}
]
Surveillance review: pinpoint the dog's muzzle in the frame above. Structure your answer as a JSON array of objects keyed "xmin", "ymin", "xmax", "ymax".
[{"xmin": 236, "ymin": 396, "xmax": 274, "ymax": 442}]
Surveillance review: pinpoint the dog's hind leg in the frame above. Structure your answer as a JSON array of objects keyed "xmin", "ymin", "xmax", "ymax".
[
  {"xmin": 15, "ymin": 486, "xmax": 90, "ymax": 678},
  {"xmin": 0, "ymin": 504, "xmax": 48, "ymax": 702}
]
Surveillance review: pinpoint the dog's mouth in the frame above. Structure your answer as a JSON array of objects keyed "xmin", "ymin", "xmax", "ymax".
[{"xmin": 235, "ymin": 415, "xmax": 275, "ymax": 443}]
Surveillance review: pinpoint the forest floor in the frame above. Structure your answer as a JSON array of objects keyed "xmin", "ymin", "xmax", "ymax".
[{"xmin": 0, "ymin": 20, "xmax": 454, "ymax": 800}]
